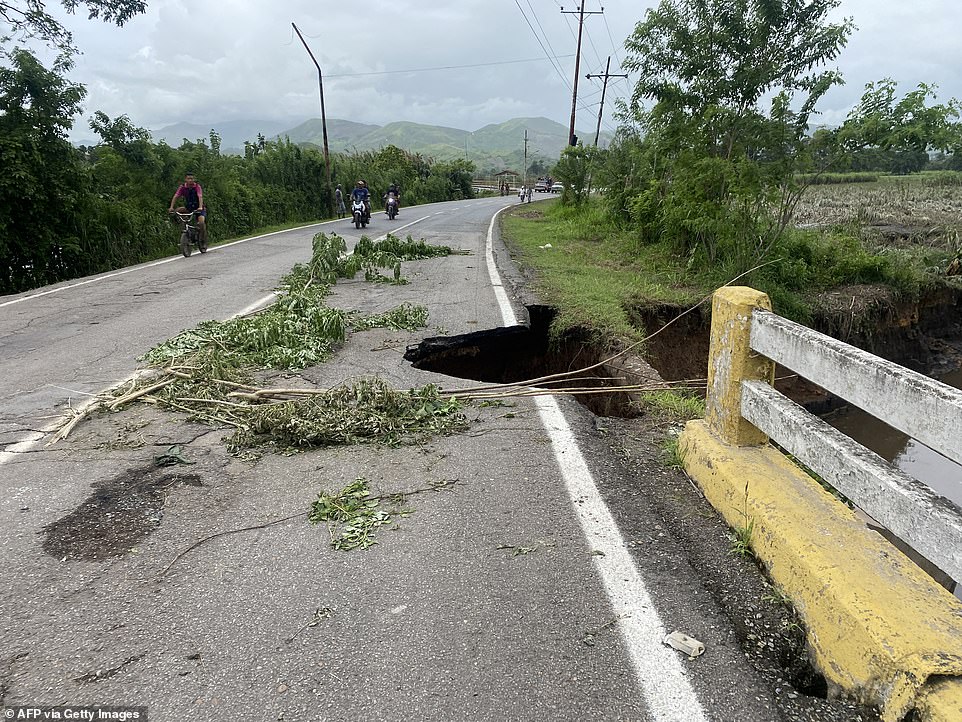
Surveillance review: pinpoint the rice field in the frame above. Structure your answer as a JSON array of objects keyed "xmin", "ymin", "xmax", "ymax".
[{"xmin": 793, "ymin": 173, "xmax": 962, "ymax": 251}]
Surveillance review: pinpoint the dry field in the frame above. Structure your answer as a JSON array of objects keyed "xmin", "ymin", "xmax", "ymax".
[{"xmin": 793, "ymin": 174, "xmax": 962, "ymax": 251}]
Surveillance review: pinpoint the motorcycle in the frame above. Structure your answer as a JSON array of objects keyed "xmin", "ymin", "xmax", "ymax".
[
  {"xmin": 385, "ymin": 192, "xmax": 399, "ymax": 220},
  {"xmin": 351, "ymin": 199, "xmax": 370, "ymax": 229},
  {"xmin": 170, "ymin": 208, "xmax": 207, "ymax": 257}
]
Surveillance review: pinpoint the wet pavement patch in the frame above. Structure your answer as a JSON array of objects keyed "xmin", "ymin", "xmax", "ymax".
[{"xmin": 41, "ymin": 465, "xmax": 201, "ymax": 561}]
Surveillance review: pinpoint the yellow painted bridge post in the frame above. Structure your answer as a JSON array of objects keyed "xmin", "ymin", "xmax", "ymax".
[{"xmin": 705, "ymin": 286, "xmax": 775, "ymax": 446}]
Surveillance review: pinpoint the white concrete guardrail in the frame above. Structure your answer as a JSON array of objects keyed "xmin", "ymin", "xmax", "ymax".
[
  {"xmin": 680, "ymin": 286, "xmax": 962, "ymax": 721},
  {"xmin": 745, "ymin": 307, "xmax": 962, "ymax": 582}
]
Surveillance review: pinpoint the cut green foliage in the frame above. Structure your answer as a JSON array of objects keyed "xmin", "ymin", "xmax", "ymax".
[
  {"xmin": 309, "ymin": 478, "xmax": 394, "ymax": 551},
  {"xmin": 229, "ymin": 378, "xmax": 467, "ymax": 451},
  {"xmin": 155, "ymin": 445, "xmax": 194, "ymax": 466},
  {"xmin": 350, "ymin": 303, "xmax": 429, "ymax": 332},
  {"xmin": 341, "ymin": 233, "xmax": 456, "ymax": 285},
  {"xmin": 88, "ymin": 230, "xmax": 463, "ymax": 453}
]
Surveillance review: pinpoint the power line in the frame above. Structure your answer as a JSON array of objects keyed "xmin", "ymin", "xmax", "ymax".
[
  {"xmin": 514, "ymin": 0, "xmax": 573, "ymax": 91},
  {"xmin": 326, "ymin": 54, "xmax": 575, "ymax": 78},
  {"xmin": 602, "ymin": 11, "xmax": 625, "ymax": 67},
  {"xmin": 525, "ymin": 0, "xmax": 569, "ymax": 85}
]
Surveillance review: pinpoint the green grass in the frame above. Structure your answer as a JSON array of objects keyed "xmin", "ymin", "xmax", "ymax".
[
  {"xmin": 500, "ymin": 200, "xmax": 699, "ymax": 342},
  {"xmin": 500, "ymin": 194, "xmax": 955, "ymax": 341},
  {"xmin": 641, "ymin": 390, "xmax": 706, "ymax": 421}
]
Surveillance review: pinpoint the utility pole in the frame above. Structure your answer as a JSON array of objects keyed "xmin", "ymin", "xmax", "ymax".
[
  {"xmin": 586, "ymin": 56, "xmax": 627, "ymax": 147},
  {"xmin": 292, "ymin": 23, "xmax": 333, "ymax": 213},
  {"xmin": 523, "ymin": 129, "xmax": 529, "ymax": 186},
  {"xmin": 561, "ymin": 3, "xmax": 604, "ymax": 147}
]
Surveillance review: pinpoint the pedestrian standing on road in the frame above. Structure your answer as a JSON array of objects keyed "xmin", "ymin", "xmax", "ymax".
[
  {"xmin": 335, "ymin": 184, "xmax": 346, "ymax": 218},
  {"xmin": 519, "ymin": 185, "xmax": 526, "ymax": 203}
]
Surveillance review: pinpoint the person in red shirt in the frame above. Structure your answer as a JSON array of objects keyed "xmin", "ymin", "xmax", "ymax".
[{"xmin": 168, "ymin": 173, "xmax": 207, "ymax": 241}]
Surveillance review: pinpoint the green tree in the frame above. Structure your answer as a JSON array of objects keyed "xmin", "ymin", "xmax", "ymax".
[
  {"xmin": 614, "ymin": 0, "xmax": 853, "ymax": 266},
  {"xmin": 0, "ymin": 48, "xmax": 89, "ymax": 291},
  {"xmin": 837, "ymin": 79, "xmax": 962, "ymax": 173},
  {"xmin": 0, "ymin": 0, "xmax": 147, "ymax": 53},
  {"xmin": 552, "ymin": 144, "xmax": 599, "ymax": 206}
]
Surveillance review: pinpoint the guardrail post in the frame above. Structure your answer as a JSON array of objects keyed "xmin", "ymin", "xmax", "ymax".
[{"xmin": 706, "ymin": 286, "xmax": 775, "ymax": 446}]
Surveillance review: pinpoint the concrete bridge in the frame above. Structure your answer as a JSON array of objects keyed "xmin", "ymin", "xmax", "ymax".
[{"xmin": 680, "ymin": 286, "xmax": 962, "ymax": 721}]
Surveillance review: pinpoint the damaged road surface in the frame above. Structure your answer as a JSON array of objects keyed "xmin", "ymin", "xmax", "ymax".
[{"xmin": 0, "ymin": 197, "xmax": 866, "ymax": 721}]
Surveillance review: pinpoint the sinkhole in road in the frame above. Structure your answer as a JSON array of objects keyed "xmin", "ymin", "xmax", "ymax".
[
  {"xmin": 406, "ymin": 303, "xmax": 840, "ymax": 705},
  {"xmin": 404, "ymin": 305, "xmax": 644, "ymax": 418}
]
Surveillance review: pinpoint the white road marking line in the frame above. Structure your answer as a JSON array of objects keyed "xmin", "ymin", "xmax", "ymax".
[
  {"xmin": 372, "ymin": 214, "xmax": 432, "ymax": 241},
  {"xmin": 484, "ymin": 206, "xmax": 518, "ymax": 323},
  {"xmin": 0, "ymin": 209, "xmax": 446, "ymax": 462},
  {"xmin": 485, "ymin": 206, "xmax": 708, "ymax": 721},
  {"xmin": 231, "ymin": 293, "xmax": 278, "ymax": 319},
  {"xmin": 0, "ymin": 218, "xmax": 343, "ymax": 310}
]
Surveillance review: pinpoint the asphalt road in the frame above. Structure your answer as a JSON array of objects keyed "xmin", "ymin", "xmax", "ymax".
[{"xmin": 1, "ymin": 196, "xmax": 788, "ymax": 721}]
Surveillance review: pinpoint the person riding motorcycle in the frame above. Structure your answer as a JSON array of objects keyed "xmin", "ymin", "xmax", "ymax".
[
  {"xmin": 384, "ymin": 182, "xmax": 401, "ymax": 214},
  {"xmin": 168, "ymin": 172, "xmax": 208, "ymax": 242},
  {"xmin": 351, "ymin": 180, "xmax": 371, "ymax": 220}
]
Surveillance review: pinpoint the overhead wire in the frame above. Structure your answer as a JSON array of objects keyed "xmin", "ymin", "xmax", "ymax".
[
  {"xmin": 514, "ymin": 0, "xmax": 573, "ymax": 91},
  {"xmin": 524, "ymin": 0, "xmax": 570, "ymax": 85},
  {"xmin": 326, "ymin": 54, "xmax": 575, "ymax": 78},
  {"xmin": 602, "ymin": 10, "xmax": 625, "ymax": 66}
]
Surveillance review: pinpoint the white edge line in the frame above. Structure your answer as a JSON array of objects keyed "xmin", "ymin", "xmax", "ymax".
[
  {"xmin": 0, "ymin": 218, "xmax": 344, "ymax": 310},
  {"xmin": 484, "ymin": 204, "xmax": 708, "ymax": 721},
  {"xmin": 485, "ymin": 206, "xmax": 519, "ymax": 325},
  {"xmin": 1, "ymin": 210, "xmax": 441, "ymax": 462}
]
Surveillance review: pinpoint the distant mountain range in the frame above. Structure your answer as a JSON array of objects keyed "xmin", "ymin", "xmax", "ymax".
[{"xmin": 150, "ymin": 116, "xmax": 609, "ymax": 172}]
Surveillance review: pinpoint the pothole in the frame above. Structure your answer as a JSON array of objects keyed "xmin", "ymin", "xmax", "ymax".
[
  {"xmin": 404, "ymin": 305, "xmax": 646, "ymax": 417},
  {"xmin": 41, "ymin": 465, "xmax": 202, "ymax": 561}
]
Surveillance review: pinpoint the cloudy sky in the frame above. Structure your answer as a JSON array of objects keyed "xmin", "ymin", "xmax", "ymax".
[{"xmin": 19, "ymin": 0, "xmax": 962, "ymax": 140}]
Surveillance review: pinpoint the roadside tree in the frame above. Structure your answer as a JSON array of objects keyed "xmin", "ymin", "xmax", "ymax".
[
  {"xmin": 0, "ymin": 48, "xmax": 88, "ymax": 292},
  {"xmin": 0, "ymin": 0, "xmax": 147, "ymax": 53},
  {"xmin": 610, "ymin": 0, "xmax": 853, "ymax": 268},
  {"xmin": 837, "ymin": 79, "xmax": 962, "ymax": 174}
]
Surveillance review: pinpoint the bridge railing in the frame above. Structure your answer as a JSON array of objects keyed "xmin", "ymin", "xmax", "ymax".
[{"xmin": 705, "ymin": 286, "xmax": 962, "ymax": 582}]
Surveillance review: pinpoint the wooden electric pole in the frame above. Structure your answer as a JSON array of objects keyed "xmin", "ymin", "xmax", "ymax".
[
  {"xmin": 523, "ymin": 129, "xmax": 529, "ymax": 186},
  {"xmin": 561, "ymin": 3, "xmax": 604, "ymax": 147},
  {"xmin": 292, "ymin": 23, "xmax": 333, "ymax": 213},
  {"xmin": 586, "ymin": 56, "xmax": 627, "ymax": 147}
]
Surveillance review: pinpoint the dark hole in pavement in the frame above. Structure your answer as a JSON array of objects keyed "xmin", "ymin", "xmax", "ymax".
[
  {"xmin": 408, "ymin": 304, "xmax": 840, "ymax": 703},
  {"xmin": 41, "ymin": 466, "xmax": 202, "ymax": 561},
  {"xmin": 404, "ymin": 305, "xmax": 641, "ymax": 418}
]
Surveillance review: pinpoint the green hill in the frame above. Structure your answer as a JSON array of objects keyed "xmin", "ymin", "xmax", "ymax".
[
  {"xmin": 278, "ymin": 116, "xmax": 607, "ymax": 173},
  {"xmin": 150, "ymin": 115, "xmax": 609, "ymax": 173}
]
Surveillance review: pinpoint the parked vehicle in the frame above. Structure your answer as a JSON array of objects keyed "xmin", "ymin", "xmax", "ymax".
[
  {"xmin": 385, "ymin": 193, "xmax": 399, "ymax": 220},
  {"xmin": 534, "ymin": 178, "xmax": 551, "ymax": 193},
  {"xmin": 550, "ymin": 182, "xmax": 564, "ymax": 193},
  {"xmin": 170, "ymin": 208, "xmax": 207, "ymax": 257},
  {"xmin": 352, "ymin": 199, "xmax": 370, "ymax": 229}
]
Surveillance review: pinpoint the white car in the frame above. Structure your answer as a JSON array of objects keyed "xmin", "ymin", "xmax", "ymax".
[{"xmin": 550, "ymin": 182, "xmax": 563, "ymax": 193}]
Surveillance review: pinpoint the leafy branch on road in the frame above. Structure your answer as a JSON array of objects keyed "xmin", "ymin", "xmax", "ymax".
[
  {"xmin": 309, "ymin": 476, "xmax": 458, "ymax": 551},
  {"xmin": 50, "ymin": 232, "xmax": 463, "ymax": 446}
]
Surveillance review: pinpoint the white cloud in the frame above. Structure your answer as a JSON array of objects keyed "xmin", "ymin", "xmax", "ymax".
[{"xmin": 13, "ymin": 0, "xmax": 961, "ymax": 140}]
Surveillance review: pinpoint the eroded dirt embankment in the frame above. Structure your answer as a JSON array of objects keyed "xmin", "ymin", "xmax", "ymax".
[
  {"xmin": 631, "ymin": 283, "xmax": 962, "ymax": 410},
  {"xmin": 405, "ymin": 283, "xmax": 962, "ymax": 417}
]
